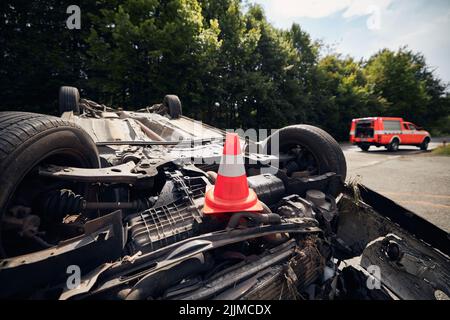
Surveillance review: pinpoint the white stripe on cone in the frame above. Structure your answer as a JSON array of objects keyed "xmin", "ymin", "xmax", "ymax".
[{"xmin": 217, "ymin": 153, "xmax": 246, "ymax": 177}]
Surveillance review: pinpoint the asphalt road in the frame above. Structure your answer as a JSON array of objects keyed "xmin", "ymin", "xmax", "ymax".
[{"xmin": 342, "ymin": 139, "xmax": 450, "ymax": 232}]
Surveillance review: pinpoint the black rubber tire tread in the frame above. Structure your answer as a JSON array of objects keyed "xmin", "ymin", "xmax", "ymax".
[
  {"xmin": 163, "ymin": 95, "xmax": 182, "ymax": 119},
  {"xmin": 387, "ymin": 138, "xmax": 399, "ymax": 152},
  {"xmin": 300, "ymin": 125, "xmax": 347, "ymax": 180},
  {"xmin": 264, "ymin": 124, "xmax": 347, "ymax": 181},
  {"xmin": 359, "ymin": 145, "xmax": 370, "ymax": 152},
  {"xmin": 59, "ymin": 86, "xmax": 80, "ymax": 114},
  {"xmin": 0, "ymin": 112, "xmax": 100, "ymax": 257},
  {"xmin": 420, "ymin": 137, "xmax": 430, "ymax": 151},
  {"xmin": 0, "ymin": 112, "xmax": 99, "ymax": 166},
  {"xmin": 0, "ymin": 112, "xmax": 93, "ymax": 162}
]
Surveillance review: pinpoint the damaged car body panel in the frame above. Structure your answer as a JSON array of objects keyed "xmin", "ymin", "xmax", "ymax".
[
  {"xmin": 0, "ymin": 88, "xmax": 448, "ymax": 300},
  {"xmin": 337, "ymin": 187, "xmax": 450, "ymax": 300}
]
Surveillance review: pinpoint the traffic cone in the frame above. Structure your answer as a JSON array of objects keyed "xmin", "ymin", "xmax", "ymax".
[{"xmin": 203, "ymin": 133, "xmax": 263, "ymax": 214}]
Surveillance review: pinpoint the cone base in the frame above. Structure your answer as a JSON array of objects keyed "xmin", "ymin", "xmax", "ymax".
[{"xmin": 203, "ymin": 187, "xmax": 264, "ymax": 214}]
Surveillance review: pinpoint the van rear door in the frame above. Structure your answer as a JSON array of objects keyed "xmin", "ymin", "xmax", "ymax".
[{"xmin": 355, "ymin": 119, "xmax": 374, "ymax": 139}]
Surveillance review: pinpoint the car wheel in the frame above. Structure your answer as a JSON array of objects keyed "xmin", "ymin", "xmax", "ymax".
[
  {"xmin": 59, "ymin": 86, "xmax": 80, "ymax": 115},
  {"xmin": 387, "ymin": 139, "xmax": 399, "ymax": 152},
  {"xmin": 263, "ymin": 125, "xmax": 347, "ymax": 182},
  {"xmin": 359, "ymin": 144, "xmax": 370, "ymax": 152},
  {"xmin": 0, "ymin": 112, "xmax": 99, "ymax": 257},
  {"xmin": 420, "ymin": 137, "xmax": 430, "ymax": 151},
  {"xmin": 163, "ymin": 95, "xmax": 182, "ymax": 119}
]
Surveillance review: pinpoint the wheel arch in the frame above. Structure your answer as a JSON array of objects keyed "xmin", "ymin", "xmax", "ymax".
[{"xmin": 389, "ymin": 135, "xmax": 401, "ymax": 144}]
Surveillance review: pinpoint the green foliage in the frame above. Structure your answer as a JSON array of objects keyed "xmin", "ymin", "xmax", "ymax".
[
  {"xmin": 432, "ymin": 144, "xmax": 450, "ymax": 156},
  {"xmin": 364, "ymin": 47, "xmax": 449, "ymax": 127},
  {"xmin": 430, "ymin": 113, "xmax": 450, "ymax": 136},
  {"xmin": 84, "ymin": 0, "xmax": 221, "ymax": 108},
  {"xmin": 0, "ymin": 1, "xmax": 449, "ymax": 141},
  {"xmin": 0, "ymin": 0, "xmax": 100, "ymax": 114},
  {"xmin": 309, "ymin": 54, "xmax": 388, "ymax": 139}
]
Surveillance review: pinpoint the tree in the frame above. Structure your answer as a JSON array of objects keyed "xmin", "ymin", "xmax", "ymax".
[
  {"xmin": 84, "ymin": 0, "xmax": 221, "ymax": 110},
  {"xmin": 283, "ymin": 23, "xmax": 320, "ymax": 124},
  {"xmin": 199, "ymin": 0, "xmax": 262, "ymax": 128},
  {"xmin": 0, "ymin": 0, "xmax": 100, "ymax": 114},
  {"xmin": 1, "ymin": 1, "xmax": 448, "ymax": 140},
  {"xmin": 364, "ymin": 47, "xmax": 449, "ymax": 128},
  {"xmin": 310, "ymin": 54, "xmax": 386, "ymax": 140}
]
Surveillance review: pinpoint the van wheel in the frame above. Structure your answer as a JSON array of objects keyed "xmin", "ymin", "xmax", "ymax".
[
  {"xmin": 387, "ymin": 139, "xmax": 399, "ymax": 152},
  {"xmin": 420, "ymin": 137, "xmax": 430, "ymax": 151},
  {"xmin": 359, "ymin": 144, "xmax": 370, "ymax": 152},
  {"xmin": 59, "ymin": 86, "xmax": 80, "ymax": 115},
  {"xmin": 263, "ymin": 125, "xmax": 347, "ymax": 182},
  {"xmin": 0, "ymin": 112, "xmax": 99, "ymax": 257}
]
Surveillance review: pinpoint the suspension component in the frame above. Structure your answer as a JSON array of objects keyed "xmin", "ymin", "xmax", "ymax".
[
  {"xmin": 41, "ymin": 189, "xmax": 84, "ymax": 220},
  {"xmin": 40, "ymin": 189, "xmax": 155, "ymax": 218},
  {"xmin": 83, "ymin": 198, "xmax": 155, "ymax": 211}
]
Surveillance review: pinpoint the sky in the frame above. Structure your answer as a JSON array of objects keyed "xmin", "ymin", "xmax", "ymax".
[{"xmin": 250, "ymin": 0, "xmax": 450, "ymax": 84}]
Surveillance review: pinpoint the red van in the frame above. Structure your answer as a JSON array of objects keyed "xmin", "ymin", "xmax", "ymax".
[{"xmin": 349, "ymin": 117, "xmax": 431, "ymax": 151}]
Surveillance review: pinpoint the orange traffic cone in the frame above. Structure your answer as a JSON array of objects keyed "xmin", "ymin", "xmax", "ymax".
[{"xmin": 203, "ymin": 133, "xmax": 263, "ymax": 214}]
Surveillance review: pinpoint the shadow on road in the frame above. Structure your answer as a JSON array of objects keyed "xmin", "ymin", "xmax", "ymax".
[
  {"xmin": 340, "ymin": 142, "xmax": 440, "ymax": 156},
  {"xmin": 359, "ymin": 148, "xmax": 431, "ymax": 156}
]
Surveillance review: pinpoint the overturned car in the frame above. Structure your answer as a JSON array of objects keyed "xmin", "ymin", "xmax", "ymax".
[{"xmin": 0, "ymin": 87, "xmax": 448, "ymax": 300}]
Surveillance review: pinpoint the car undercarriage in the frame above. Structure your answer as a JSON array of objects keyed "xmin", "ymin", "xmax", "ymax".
[{"xmin": 0, "ymin": 87, "xmax": 448, "ymax": 300}]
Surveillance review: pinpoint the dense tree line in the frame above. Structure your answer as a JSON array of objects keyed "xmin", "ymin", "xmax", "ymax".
[{"xmin": 1, "ymin": 0, "xmax": 449, "ymax": 140}]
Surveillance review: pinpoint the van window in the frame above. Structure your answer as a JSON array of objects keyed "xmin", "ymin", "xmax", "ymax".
[{"xmin": 383, "ymin": 120, "xmax": 401, "ymax": 131}]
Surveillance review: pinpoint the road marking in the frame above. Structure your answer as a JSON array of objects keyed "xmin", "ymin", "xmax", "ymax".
[
  {"xmin": 361, "ymin": 160, "xmax": 381, "ymax": 167},
  {"xmin": 383, "ymin": 192, "xmax": 450, "ymax": 200},
  {"xmin": 353, "ymin": 156, "xmax": 401, "ymax": 169},
  {"xmin": 396, "ymin": 200, "xmax": 450, "ymax": 209}
]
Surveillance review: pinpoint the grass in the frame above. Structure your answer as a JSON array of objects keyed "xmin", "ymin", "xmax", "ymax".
[
  {"xmin": 346, "ymin": 175, "xmax": 363, "ymax": 203},
  {"xmin": 432, "ymin": 144, "xmax": 450, "ymax": 156}
]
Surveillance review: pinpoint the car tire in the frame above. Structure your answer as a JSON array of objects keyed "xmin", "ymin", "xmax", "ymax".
[
  {"xmin": 0, "ymin": 112, "xmax": 99, "ymax": 257},
  {"xmin": 359, "ymin": 144, "xmax": 370, "ymax": 152},
  {"xmin": 59, "ymin": 86, "xmax": 80, "ymax": 115},
  {"xmin": 420, "ymin": 137, "xmax": 430, "ymax": 151},
  {"xmin": 387, "ymin": 139, "xmax": 399, "ymax": 152},
  {"xmin": 163, "ymin": 95, "xmax": 182, "ymax": 119},
  {"xmin": 263, "ymin": 125, "xmax": 347, "ymax": 181}
]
